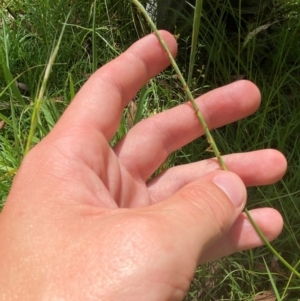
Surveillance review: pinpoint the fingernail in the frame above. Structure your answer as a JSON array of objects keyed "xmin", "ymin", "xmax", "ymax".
[{"xmin": 213, "ymin": 172, "xmax": 246, "ymax": 207}]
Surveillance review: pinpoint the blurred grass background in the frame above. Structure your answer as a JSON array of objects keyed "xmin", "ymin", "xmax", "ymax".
[{"xmin": 0, "ymin": 0, "xmax": 300, "ymax": 299}]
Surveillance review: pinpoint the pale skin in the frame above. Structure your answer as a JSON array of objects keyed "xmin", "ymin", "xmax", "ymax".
[{"xmin": 0, "ymin": 31, "xmax": 287, "ymax": 300}]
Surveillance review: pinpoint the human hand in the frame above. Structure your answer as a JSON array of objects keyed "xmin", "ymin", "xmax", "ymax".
[{"xmin": 0, "ymin": 31, "xmax": 286, "ymax": 300}]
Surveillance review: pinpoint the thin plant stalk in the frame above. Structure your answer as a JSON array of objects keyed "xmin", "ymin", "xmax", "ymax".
[
  {"xmin": 92, "ymin": 0, "xmax": 98, "ymax": 73},
  {"xmin": 262, "ymin": 257, "xmax": 281, "ymax": 300},
  {"xmin": 238, "ymin": 0, "xmax": 242, "ymax": 76},
  {"xmin": 246, "ymin": 209, "xmax": 300, "ymax": 278},
  {"xmin": 132, "ymin": 0, "xmax": 227, "ymax": 170},
  {"xmin": 282, "ymin": 260, "xmax": 300, "ymax": 298},
  {"xmin": 131, "ymin": 0, "xmax": 300, "ymax": 279},
  {"xmin": 188, "ymin": 0, "xmax": 203, "ymax": 88},
  {"xmin": 25, "ymin": 12, "xmax": 71, "ymax": 154},
  {"xmin": 0, "ymin": 25, "xmax": 25, "ymax": 106},
  {"xmin": 104, "ymin": 0, "xmax": 116, "ymax": 48}
]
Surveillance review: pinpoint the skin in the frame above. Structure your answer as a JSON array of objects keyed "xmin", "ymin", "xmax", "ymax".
[{"xmin": 0, "ymin": 31, "xmax": 287, "ymax": 301}]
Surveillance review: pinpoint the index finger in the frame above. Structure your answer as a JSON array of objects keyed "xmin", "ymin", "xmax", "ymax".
[{"xmin": 53, "ymin": 31, "xmax": 178, "ymax": 141}]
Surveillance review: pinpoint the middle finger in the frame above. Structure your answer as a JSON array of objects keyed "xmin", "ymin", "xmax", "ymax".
[{"xmin": 114, "ymin": 80, "xmax": 261, "ymax": 181}]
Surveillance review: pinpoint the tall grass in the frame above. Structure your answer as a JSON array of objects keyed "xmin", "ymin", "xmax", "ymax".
[{"xmin": 0, "ymin": 0, "xmax": 300, "ymax": 299}]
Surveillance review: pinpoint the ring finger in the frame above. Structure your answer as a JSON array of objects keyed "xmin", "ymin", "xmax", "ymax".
[{"xmin": 147, "ymin": 149, "xmax": 287, "ymax": 204}]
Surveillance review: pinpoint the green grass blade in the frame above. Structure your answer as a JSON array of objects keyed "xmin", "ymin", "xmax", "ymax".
[
  {"xmin": 115, "ymin": 114, "xmax": 127, "ymax": 142},
  {"xmin": 187, "ymin": 0, "xmax": 203, "ymax": 88},
  {"xmin": 0, "ymin": 113, "xmax": 12, "ymax": 127},
  {"xmin": 92, "ymin": 0, "xmax": 98, "ymax": 73},
  {"xmin": 134, "ymin": 85, "xmax": 147, "ymax": 125},
  {"xmin": 0, "ymin": 47, "xmax": 25, "ymax": 107},
  {"xmin": 68, "ymin": 72, "xmax": 76, "ymax": 100},
  {"xmin": 0, "ymin": 14, "xmax": 25, "ymax": 106},
  {"xmin": 262, "ymin": 257, "xmax": 281, "ymax": 300},
  {"xmin": 25, "ymin": 11, "xmax": 71, "ymax": 154},
  {"xmin": 245, "ymin": 209, "xmax": 300, "ymax": 278},
  {"xmin": 0, "ymin": 39, "xmax": 22, "ymax": 163}
]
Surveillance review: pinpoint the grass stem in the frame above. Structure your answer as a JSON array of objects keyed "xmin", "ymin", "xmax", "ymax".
[
  {"xmin": 25, "ymin": 12, "xmax": 70, "ymax": 154},
  {"xmin": 132, "ymin": 0, "xmax": 227, "ymax": 170},
  {"xmin": 131, "ymin": 0, "xmax": 299, "ymax": 279}
]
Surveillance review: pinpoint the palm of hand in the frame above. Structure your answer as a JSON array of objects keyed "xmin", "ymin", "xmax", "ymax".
[{"xmin": 0, "ymin": 31, "xmax": 286, "ymax": 300}]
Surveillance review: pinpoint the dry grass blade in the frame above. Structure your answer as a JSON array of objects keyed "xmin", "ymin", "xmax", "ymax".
[
  {"xmin": 243, "ymin": 21, "xmax": 279, "ymax": 47},
  {"xmin": 126, "ymin": 101, "xmax": 138, "ymax": 129},
  {"xmin": 0, "ymin": 120, "xmax": 5, "ymax": 130},
  {"xmin": 254, "ymin": 290, "xmax": 276, "ymax": 301}
]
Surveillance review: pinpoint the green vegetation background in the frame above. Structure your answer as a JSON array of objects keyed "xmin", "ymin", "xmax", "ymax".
[{"xmin": 0, "ymin": 0, "xmax": 300, "ymax": 299}]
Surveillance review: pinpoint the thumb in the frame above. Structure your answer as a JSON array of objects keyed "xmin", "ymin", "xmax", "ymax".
[{"xmin": 150, "ymin": 171, "xmax": 247, "ymax": 262}]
